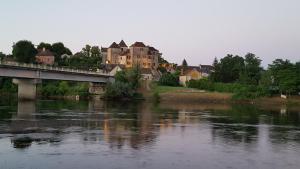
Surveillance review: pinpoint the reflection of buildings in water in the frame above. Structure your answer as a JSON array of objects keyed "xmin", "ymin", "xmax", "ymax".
[{"xmin": 99, "ymin": 102, "xmax": 159, "ymax": 150}]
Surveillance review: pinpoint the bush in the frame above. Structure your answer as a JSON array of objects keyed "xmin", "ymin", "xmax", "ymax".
[
  {"xmin": 40, "ymin": 81, "xmax": 89, "ymax": 97},
  {"xmin": 104, "ymin": 81, "xmax": 135, "ymax": 99},
  {"xmin": 104, "ymin": 66, "xmax": 142, "ymax": 99},
  {"xmin": 158, "ymin": 73, "xmax": 179, "ymax": 86},
  {"xmin": 187, "ymin": 78, "xmax": 213, "ymax": 90}
]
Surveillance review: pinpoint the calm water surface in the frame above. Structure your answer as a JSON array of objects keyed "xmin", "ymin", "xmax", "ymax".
[{"xmin": 0, "ymin": 98, "xmax": 300, "ymax": 169}]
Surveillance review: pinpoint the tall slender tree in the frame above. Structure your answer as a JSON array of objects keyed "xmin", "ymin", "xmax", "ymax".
[{"xmin": 182, "ymin": 59, "xmax": 188, "ymax": 67}]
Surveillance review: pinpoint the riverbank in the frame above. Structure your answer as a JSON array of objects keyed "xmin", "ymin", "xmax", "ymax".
[{"xmin": 151, "ymin": 85, "xmax": 300, "ymax": 109}]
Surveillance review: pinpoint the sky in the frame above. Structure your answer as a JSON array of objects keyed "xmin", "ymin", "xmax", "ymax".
[{"xmin": 0, "ymin": 0, "xmax": 299, "ymax": 67}]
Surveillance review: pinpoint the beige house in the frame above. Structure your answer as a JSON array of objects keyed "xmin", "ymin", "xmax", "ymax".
[
  {"xmin": 102, "ymin": 40, "xmax": 160, "ymax": 69},
  {"xmin": 178, "ymin": 65, "xmax": 214, "ymax": 86}
]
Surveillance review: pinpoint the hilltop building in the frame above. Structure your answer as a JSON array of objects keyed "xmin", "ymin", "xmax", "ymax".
[
  {"xmin": 35, "ymin": 48, "xmax": 55, "ymax": 65},
  {"xmin": 102, "ymin": 40, "xmax": 161, "ymax": 69}
]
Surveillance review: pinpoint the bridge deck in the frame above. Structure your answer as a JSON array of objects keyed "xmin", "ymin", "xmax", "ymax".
[{"xmin": 0, "ymin": 61, "xmax": 113, "ymax": 83}]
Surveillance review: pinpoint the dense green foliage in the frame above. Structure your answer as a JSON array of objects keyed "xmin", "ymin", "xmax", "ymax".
[
  {"xmin": 39, "ymin": 81, "xmax": 89, "ymax": 97},
  {"xmin": 12, "ymin": 40, "xmax": 37, "ymax": 63},
  {"xmin": 104, "ymin": 66, "xmax": 142, "ymax": 99},
  {"xmin": 0, "ymin": 78, "xmax": 17, "ymax": 93},
  {"xmin": 65, "ymin": 52, "xmax": 102, "ymax": 70},
  {"xmin": 187, "ymin": 54, "xmax": 300, "ymax": 99},
  {"xmin": 267, "ymin": 59, "xmax": 300, "ymax": 95},
  {"xmin": 187, "ymin": 78, "xmax": 266, "ymax": 99},
  {"xmin": 0, "ymin": 52, "xmax": 6, "ymax": 61},
  {"xmin": 158, "ymin": 71, "xmax": 180, "ymax": 86}
]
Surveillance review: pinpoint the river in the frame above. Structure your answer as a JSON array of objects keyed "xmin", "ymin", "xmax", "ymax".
[{"xmin": 0, "ymin": 98, "xmax": 300, "ymax": 169}]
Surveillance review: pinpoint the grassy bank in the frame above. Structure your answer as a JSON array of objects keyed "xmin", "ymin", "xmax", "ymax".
[
  {"xmin": 151, "ymin": 85, "xmax": 300, "ymax": 107},
  {"xmin": 152, "ymin": 85, "xmax": 232, "ymax": 103}
]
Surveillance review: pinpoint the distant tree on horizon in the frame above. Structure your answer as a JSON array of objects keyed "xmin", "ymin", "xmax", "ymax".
[
  {"xmin": 51, "ymin": 42, "xmax": 72, "ymax": 65},
  {"xmin": 182, "ymin": 59, "xmax": 188, "ymax": 67}
]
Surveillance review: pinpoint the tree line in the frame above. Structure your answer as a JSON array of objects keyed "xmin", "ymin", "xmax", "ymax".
[
  {"xmin": 188, "ymin": 53, "xmax": 300, "ymax": 98},
  {"xmin": 0, "ymin": 40, "xmax": 102, "ymax": 70}
]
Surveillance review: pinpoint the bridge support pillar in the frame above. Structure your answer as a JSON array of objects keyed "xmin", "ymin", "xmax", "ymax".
[
  {"xmin": 89, "ymin": 82, "xmax": 106, "ymax": 95},
  {"xmin": 13, "ymin": 79, "xmax": 40, "ymax": 100}
]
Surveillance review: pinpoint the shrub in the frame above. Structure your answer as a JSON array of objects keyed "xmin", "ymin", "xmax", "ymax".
[
  {"xmin": 158, "ymin": 73, "xmax": 179, "ymax": 86},
  {"xmin": 104, "ymin": 81, "xmax": 134, "ymax": 99},
  {"xmin": 104, "ymin": 66, "xmax": 142, "ymax": 99}
]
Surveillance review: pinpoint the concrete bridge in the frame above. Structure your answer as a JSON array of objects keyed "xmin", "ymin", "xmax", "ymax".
[{"xmin": 0, "ymin": 61, "xmax": 114, "ymax": 100}]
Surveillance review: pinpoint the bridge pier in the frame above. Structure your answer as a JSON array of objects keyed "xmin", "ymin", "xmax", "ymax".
[
  {"xmin": 89, "ymin": 82, "xmax": 106, "ymax": 95},
  {"xmin": 13, "ymin": 79, "xmax": 40, "ymax": 100}
]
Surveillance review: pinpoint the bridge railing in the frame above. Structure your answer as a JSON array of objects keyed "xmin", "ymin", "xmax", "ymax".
[{"xmin": 0, "ymin": 60, "xmax": 111, "ymax": 76}]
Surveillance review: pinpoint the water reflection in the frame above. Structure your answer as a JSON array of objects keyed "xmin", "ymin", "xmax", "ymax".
[{"xmin": 0, "ymin": 99, "xmax": 300, "ymax": 169}]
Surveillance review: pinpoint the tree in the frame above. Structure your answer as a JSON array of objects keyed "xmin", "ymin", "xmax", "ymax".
[
  {"xmin": 182, "ymin": 59, "xmax": 188, "ymax": 67},
  {"xmin": 0, "ymin": 52, "xmax": 6, "ymax": 61},
  {"xmin": 12, "ymin": 40, "xmax": 37, "ymax": 63},
  {"xmin": 239, "ymin": 53, "xmax": 263, "ymax": 85},
  {"xmin": 90, "ymin": 46, "xmax": 101, "ymax": 57},
  {"xmin": 37, "ymin": 42, "xmax": 52, "ymax": 51},
  {"xmin": 211, "ymin": 54, "xmax": 244, "ymax": 83},
  {"xmin": 82, "ymin": 45, "xmax": 91, "ymax": 57},
  {"xmin": 213, "ymin": 57, "xmax": 218, "ymax": 67},
  {"xmin": 268, "ymin": 59, "xmax": 293, "ymax": 86},
  {"xmin": 51, "ymin": 42, "xmax": 72, "ymax": 65},
  {"xmin": 277, "ymin": 68, "xmax": 298, "ymax": 95},
  {"xmin": 259, "ymin": 70, "xmax": 274, "ymax": 95},
  {"xmin": 104, "ymin": 66, "xmax": 142, "ymax": 99},
  {"xmin": 158, "ymin": 72, "xmax": 179, "ymax": 86},
  {"xmin": 267, "ymin": 59, "xmax": 300, "ymax": 95}
]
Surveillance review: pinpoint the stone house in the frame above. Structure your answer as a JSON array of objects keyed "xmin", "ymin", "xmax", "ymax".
[
  {"xmin": 35, "ymin": 48, "xmax": 55, "ymax": 65},
  {"xmin": 102, "ymin": 40, "xmax": 160, "ymax": 70}
]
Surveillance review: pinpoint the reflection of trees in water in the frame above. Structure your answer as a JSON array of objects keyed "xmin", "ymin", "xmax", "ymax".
[
  {"xmin": 5, "ymin": 99, "xmax": 300, "ymax": 150},
  {"xmin": 210, "ymin": 104, "xmax": 300, "ymax": 145}
]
